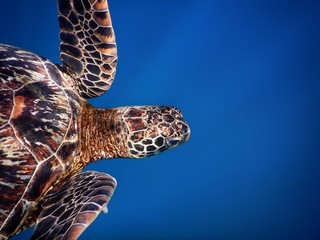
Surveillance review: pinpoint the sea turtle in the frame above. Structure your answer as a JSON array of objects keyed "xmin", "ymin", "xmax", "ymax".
[{"xmin": 0, "ymin": 0, "xmax": 190, "ymax": 239}]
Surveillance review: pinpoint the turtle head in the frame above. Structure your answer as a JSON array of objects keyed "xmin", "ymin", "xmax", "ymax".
[{"xmin": 122, "ymin": 106, "xmax": 190, "ymax": 158}]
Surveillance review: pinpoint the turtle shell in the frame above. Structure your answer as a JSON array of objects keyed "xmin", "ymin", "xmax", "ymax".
[{"xmin": 0, "ymin": 44, "xmax": 81, "ymax": 237}]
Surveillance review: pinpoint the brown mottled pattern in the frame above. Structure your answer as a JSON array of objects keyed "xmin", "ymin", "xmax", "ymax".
[
  {"xmin": 74, "ymin": 102, "xmax": 130, "ymax": 168},
  {"xmin": 0, "ymin": 125, "xmax": 36, "ymax": 228},
  {"xmin": 31, "ymin": 171, "xmax": 116, "ymax": 240},
  {"xmin": 0, "ymin": 86, "xmax": 12, "ymax": 125},
  {"xmin": 10, "ymin": 82, "xmax": 70, "ymax": 160},
  {"xmin": 0, "ymin": 44, "xmax": 81, "ymax": 238},
  {"xmin": 57, "ymin": 0, "xmax": 117, "ymax": 98}
]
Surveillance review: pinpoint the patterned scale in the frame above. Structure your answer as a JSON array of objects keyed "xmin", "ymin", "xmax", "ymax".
[
  {"xmin": 58, "ymin": 0, "xmax": 118, "ymax": 98},
  {"xmin": 31, "ymin": 171, "xmax": 116, "ymax": 240}
]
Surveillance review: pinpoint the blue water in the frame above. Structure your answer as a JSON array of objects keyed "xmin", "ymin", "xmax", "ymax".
[{"xmin": 2, "ymin": 1, "xmax": 320, "ymax": 239}]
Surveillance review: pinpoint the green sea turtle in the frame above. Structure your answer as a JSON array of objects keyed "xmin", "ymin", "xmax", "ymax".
[{"xmin": 0, "ymin": 0, "xmax": 190, "ymax": 239}]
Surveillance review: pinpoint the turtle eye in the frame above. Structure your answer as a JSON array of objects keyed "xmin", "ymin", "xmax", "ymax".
[{"xmin": 166, "ymin": 138, "xmax": 181, "ymax": 147}]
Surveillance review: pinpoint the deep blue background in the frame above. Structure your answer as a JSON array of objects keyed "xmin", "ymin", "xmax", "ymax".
[{"xmin": 1, "ymin": 0, "xmax": 320, "ymax": 239}]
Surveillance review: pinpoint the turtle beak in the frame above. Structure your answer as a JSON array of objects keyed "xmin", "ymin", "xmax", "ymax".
[
  {"xmin": 179, "ymin": 121, "xmax": 190, "ymax": 144},
  {"xmin": 166, "ymin": 123, "xmax": 190, "ymax": 148},
  {"xmin": 184, "ymin": 128, "xmax": 191, "ymax": 142}
]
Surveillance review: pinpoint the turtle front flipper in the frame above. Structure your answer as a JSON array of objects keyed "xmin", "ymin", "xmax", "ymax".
[
  {"xmin": 57, "ymin": 0, "xmax": 117, "ymax": 98},
  {"xmin": 31, "ymin": 171, "xmax": 117, "ymax": 240}
]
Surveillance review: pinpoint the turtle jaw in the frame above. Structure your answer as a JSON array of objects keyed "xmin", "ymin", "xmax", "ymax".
[
  {"xmin": 167, "ymin": 123, "xmax": 191, "ymax": 147},
  {"xmin": 184, "ymin": 128, "xmax": 191, "ymax": 142},
  {"xmin": 163, "ymin": 120, "xmax": 190, "ymax": 153}
]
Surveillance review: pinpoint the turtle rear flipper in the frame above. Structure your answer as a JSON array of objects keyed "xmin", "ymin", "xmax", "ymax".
[
  {"xmin": 58, "ymin": 0, "xmax": 117, "ymax": 98},
  {"xmin": 31, "ymin": 171, "xmax": 117, "ymax": 240}
]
